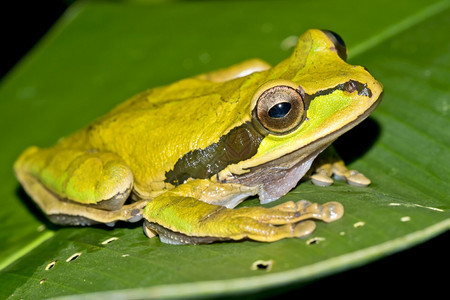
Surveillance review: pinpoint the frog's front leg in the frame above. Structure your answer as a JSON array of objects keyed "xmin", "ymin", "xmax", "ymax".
[
  {"xmin": 310, "ymin": 146, "xmax": 371, "ymax": 187},
  {"xmin": 143, "ymin": 179, "xmax": 343, "ymax": 244},
  {"xmin": 14, "ymin": 146, "xmax": 146, "ymax": 225}
]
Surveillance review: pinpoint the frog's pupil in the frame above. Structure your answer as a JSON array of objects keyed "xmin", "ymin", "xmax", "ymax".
[{"xmin": 268, "ymin": 102, "xmax": 291, "ymax": 118}]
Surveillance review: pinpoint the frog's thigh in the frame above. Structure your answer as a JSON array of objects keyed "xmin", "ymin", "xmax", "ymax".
[
  {"xmin": 143, "ymin": 182, "xmax": 343, "ymax": 244},
  {"xmin": 195, "ymin": 59, "xmax": 271, "ymax": 82},
  {"xmin": 15, "ymin": 146, "xmax": 138, "ymax": 224},
  {"xmin": 311, "ymin": 146, "xmax": 371, "ymax": 187}
]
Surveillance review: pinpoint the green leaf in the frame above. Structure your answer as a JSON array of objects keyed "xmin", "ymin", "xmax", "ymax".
[{"xmin": 0, "ymin": 0, "xmax": 448, "ymax": 298}]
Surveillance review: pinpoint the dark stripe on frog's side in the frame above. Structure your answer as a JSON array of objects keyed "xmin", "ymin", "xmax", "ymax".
[{"xmin": 165, "ymin": 122, "xmax": 265, "ymax": 186}]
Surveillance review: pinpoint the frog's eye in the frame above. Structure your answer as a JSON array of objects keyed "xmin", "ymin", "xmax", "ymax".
[
  {"xmin": 254, "ymin": 85, "xmax": 305, "ymax": 135},
  {"xmin": 322, "ymin": 30, "xmax": 347, "ymax": 61}
]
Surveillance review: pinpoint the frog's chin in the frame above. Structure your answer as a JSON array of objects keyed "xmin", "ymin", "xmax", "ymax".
[
  {"xmin": 223, "ymin": 143, "xmax": 329, "ymax": 204},
  {"xmin": 256, "ymin": 152, "xmax": 320, "ymax": 203}
]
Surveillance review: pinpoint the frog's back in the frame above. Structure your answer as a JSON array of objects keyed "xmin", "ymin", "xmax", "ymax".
[{"xmin": 75, "ymin": 76, "xmax": 259, "ymax": 197}]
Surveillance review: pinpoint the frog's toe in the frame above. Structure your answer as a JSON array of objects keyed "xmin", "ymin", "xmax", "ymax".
[
  {"xmin": 287, "ymin": 201, "xmax": 344, "ymax": 223},
  {"xmin": 346, "ymin": 171, "xmax": 371, "ymax": 187},
  {"xmin": 239, "ymin": 200, "xmax": 343, "ymax": 225},
  {"xmin": 311, "ymin": 173, "xmax": 334, "ymax": 186},
  {"xmin": 320, "ymin": 201, "xmax": 344, "ymax": 223},
  {"xmin": 128, "ymin": 214, "xmax": 143, "ymax": 223},
  {"xmin": 106, "ymin": 221, "xmax": 116, "ymax": 227},
  {"xmin": 293, "ymin": 220, "xmax": 316, "ymax": 238},
  {"xmin": 331, "ymin": 161, "xmax": 371, "ymax": 187}
]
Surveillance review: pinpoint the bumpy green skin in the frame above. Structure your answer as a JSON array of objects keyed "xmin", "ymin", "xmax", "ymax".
[{"xmin": 14, "ymin": 29, "xmax": 383, "ymax": 243}]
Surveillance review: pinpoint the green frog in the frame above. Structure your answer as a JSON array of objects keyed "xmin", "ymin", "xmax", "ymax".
[{"xmin": 14, "ymin": 29, "xmax": 383, "ymax": 244}]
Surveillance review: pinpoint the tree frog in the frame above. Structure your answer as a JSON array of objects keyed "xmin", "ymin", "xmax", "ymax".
[{"xmin": 14, "ymin": 29, "xmax": 383, "ymax": 244}]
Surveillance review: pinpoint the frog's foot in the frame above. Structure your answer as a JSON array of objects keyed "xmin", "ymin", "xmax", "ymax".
[
  {"xmin": 310, "ymin": 162, "xmax": 335, "ymax": 187},
  {"xmin": 331, "ymin": 160, "xmax": 371, "ymax": 187},
  {"xmin": 143, "ymin": 196, "xmax": 343, "ymax": 244},
  {"xmin": 311, "ymin": 148, "xmax": 371, "ymax": 187},
  {"xmin": 268, "ymin": 200, "xmax": 343, "ymax": 223}
]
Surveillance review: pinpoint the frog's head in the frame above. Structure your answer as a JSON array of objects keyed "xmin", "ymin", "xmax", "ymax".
[{"xmin": 218, "ymin": 29, "xmax": 383, "ymax": 202}]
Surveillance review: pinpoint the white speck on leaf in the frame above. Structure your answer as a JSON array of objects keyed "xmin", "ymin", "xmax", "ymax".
[
  {"xmin": 101, "ymin": 237, "xmax": 119, "ymax": 245},
  {"xmin": 401, "ymin": 216, "xmax": 411, "ymax": 222},
  {"xmin": 353, "ymin": 221, "xmax": 365, "ymax": 228}
]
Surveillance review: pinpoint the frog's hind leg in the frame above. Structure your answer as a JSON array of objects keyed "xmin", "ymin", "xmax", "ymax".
[
  {"xmin": 194, "ymin": 59, "xmax": 271, "ymax": 82},
  {"xmin": 14, "ymin": 146, "xmax": 145, "ymax": 225},
  {"xmin": 144, "ymin": 198, "xmax": 343, "ymax": 244},
  {"xmin": 145, "ymin": 218, "xmax": 317, "ymax": 245},
  {"xmin": 310, "ymin": 146, "xmax": 371, "ymax": 187},
  {"xmin": 143, "ymin": 180, "xmax": 343, "ymax": 244}
]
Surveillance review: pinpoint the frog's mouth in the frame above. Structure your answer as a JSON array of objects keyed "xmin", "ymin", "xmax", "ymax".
[{"xmin": 223, "ymin": 92, "xmax": 383, "ymax": 204}]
